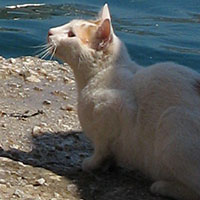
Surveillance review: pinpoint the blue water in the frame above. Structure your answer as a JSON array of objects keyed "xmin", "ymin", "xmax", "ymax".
[{"xmin": 0, "ymin": 0, "xmax": 200, "ymax": 70}]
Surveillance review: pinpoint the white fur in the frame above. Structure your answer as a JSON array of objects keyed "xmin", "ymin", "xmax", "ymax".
[{"xmin": 48, "ymin": 4, "xmax": 200, "ymax": 200}]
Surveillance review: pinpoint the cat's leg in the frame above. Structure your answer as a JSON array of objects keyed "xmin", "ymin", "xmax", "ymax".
[
  {"xmin": 82, "ymin": 89, "xmax": 137, "ymax": 172},
  {"xmin": 153, "ymin": 106, "xmax": 200, "ymax": 200},
  {"xmin": 151, "ymin": 181, "xmax": 199, "ymax": 200},
  {"xmin": 82, "ymin": 140, "xmax": 114, "ymax": 172}
]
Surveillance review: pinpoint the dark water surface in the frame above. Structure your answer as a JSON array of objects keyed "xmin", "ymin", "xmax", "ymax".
[{"xmin": 0, "ymin": 0, "xmax": 200, "ymax": 70}]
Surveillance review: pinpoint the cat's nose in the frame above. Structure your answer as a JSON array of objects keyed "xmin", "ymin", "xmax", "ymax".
[
  {"xmin": 48, "ymin": 30, "xmax": 53, "ymax": 37},
  {"xmin": 47, "ymin": 30, "xmax": 53, "ymax": 42}
]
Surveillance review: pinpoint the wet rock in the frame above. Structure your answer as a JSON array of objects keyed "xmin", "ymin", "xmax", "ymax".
[{"xmin": 0, "ymin": 56, "xmax": 161, "ymax": 200}]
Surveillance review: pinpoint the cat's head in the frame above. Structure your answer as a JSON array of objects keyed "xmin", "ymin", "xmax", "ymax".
[{"xmin": 48, "ymin": 4, "xmax": 115, "ymax": 67}]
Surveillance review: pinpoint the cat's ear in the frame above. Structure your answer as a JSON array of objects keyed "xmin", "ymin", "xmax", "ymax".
[
  {"xmin": 99, "ymin": 4, "xmax": 114, "ymax": 35},
  {"xmin": 93, "ymin": 4, "xmax": 113, "ymax": 51},
  {"xmin": 99, "ymin": 4, "xmax": 111, "ymax": 21},
  {"xmin": 94, "ymin": 18, "xmax": 113, "ymax": 50}
]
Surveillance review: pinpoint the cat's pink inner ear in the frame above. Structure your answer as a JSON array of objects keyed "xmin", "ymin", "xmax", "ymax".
[
  {"xmin": 97, "ymin": 19, "xmax": 111, "ymax": 41},
  {"xmin": 92, "ymin": 19, "xmax": 113, "ymax": 51}
]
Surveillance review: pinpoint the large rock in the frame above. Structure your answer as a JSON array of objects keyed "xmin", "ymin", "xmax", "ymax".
[{"xmin": 0, "ymin": 56, "xmax": 165, "ymax": 200}]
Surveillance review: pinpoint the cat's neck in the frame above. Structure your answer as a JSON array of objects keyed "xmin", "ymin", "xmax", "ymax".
[{"xmin": 69, "ymin": 35, "xmax": 141, "ymax": 92}]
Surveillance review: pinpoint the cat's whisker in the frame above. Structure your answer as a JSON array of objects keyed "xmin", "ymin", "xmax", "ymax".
[
  {"xmin": 33, "ymin": 44, "xmax": 50, "ymax": 56},
  {"xmin": 31, "ymin": 43, "xmax": 49, "ymax": 49},
  {"xmin": 50, "ymin": 45, "xmax": 57, "ymax": 60},
  {"xmin": 40, "ymin": 50, "xmax": 51, "ymax": 60},
  {"xmin": 41, "ymin": 46, "xmax": 53, "ymax": 59},
  {"xmin": 35, "ymin": 47, "xmax": 49, "ymax": 57},
  {"xmin": 36, "ymin": 45, "xmax": 53, "ymax": 59}
]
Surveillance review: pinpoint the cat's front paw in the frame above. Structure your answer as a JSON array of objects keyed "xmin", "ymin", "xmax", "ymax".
[
  {"xmin": 150, "ymin": 181, "xmax": 168, "ymax": 196},
  {"xmin": 82, "ymin": 156, "xmax": 101, "ymax": 172}
]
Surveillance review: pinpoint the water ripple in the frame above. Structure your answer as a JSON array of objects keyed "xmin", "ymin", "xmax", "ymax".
[{"xmin": 0, "ymin": 3, "xmax": 96, "ymax": 20}]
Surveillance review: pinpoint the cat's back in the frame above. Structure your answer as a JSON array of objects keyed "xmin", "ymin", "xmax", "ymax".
[
  {"xmin": 131, "ymin": 62, "xmax": 200, "ymax": 128},
  {"xmin": 133, "ymin": 62, "xmax": 200, "ymax": 101}
]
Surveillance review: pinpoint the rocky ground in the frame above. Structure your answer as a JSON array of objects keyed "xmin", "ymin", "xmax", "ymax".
[{"xmin": 0, "ymin": 56, "xmax": 166, "ymax": 200}]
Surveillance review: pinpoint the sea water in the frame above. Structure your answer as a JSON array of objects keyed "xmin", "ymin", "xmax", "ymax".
[{"xmin": 0, "ymin": 0, "xmax": 199, "ymax": 70}]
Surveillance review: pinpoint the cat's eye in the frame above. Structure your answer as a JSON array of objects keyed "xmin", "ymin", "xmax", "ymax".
[{"xmin": 68, "ymin": 30, "xmax": 76, "ymax": 37}]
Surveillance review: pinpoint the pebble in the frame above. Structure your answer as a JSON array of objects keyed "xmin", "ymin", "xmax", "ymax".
[
  {"xmin": 17, "ymin": 161, "xmax": 27, "ymax": 167},
  {"xmin": 43, "ymin": 100, "xmax": 51, "ymax": 105},
  {"xmin": 49, "ymin": 175, "xmax": 62, "ymax": 181},
  {"xmin": 13, "ymin": 189, "xmax": 24, "ymax": 198},
  {"xmin": 60, "ymin": 105, "xmax": 73, "ymax": 112},
  {"xmin": 54, "ymin": 192, "xmax": 60, "ymax": 198},
  {"xmin": 66, "ymin": 184, "xmax": 78, "ymax": 195},
  {"xmin": 0, "ymin": 184, "xmax": 7, "ymax": 192},
  {"xmin": 0, "ymin": 179, "xmax": 6, "ymax": 184},
  {"xmin": 34, "ymin": 178, "xmax": 46, "ymax": 186},
  {"xmin": 9, "ymin": 58, "xmax": 16, "ymax": 64},
  {"xmin": 47, "ymin": 74, "xmax": 57, "ymax": 81},
  {"xmin": 0, "ymin": 56, "xmax": 5, "ymax": 60},
  {"xmin": 34, "ymin": 86, "xmax": 43, "ymax": 91},
  {"xmin": 1, "ymin": 123, "xmax": 6, "ymax": 128},
  {"xmin": 37, "ymin": 68, "xmax": 47, "ymax": 76},
  {"xmin": 39, "ymin": 122, "xmax": 47, "ymax": 127},
  {"xmin": 26, "ymin": 74, "xmax": 41, "ymax": 83},
  {"xmin": 32, "ymin": 126, "xmax": 42, "ymax": 137},
  {"xmin": 63, "ymin": 77, "xmax": 69, "ymax": 83}
]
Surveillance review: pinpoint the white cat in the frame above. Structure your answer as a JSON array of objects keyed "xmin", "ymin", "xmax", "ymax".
[{"xmin": 48, "ymin": 4, "xmax": 200, "ymax": 200}]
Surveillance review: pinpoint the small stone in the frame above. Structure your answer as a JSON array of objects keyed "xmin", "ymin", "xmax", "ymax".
[
  {"xmin": 58, "ymin": 119, "xmax": 62, "ymax": 126},
  {"xmin": 54, "ymin": 192, "xmax": 60, "ymax": 198},
  {"xmin": 37, "ymin": 68, "xmax": 47, "ymax": 76},
  {"xmin": 34, "ymin": 178, "xmax": 45, "ymax": 186},
  {"xmin": 0, "ymin": 179, "xmax": 6, "ymax": 184},
  {"xmin": 1, "ymin": 123, "xmax": 6, "ymax": 128},
  {"xmin": 67, "ymin": 184, "xmax": 78, "ymax": 194},
  {"xmin": 60, "ymin": 105, "xmax": 73, "ymax": 112},
  {"xmin": 8, "ymin": 83, "xmax": 21, "ymax": 88},
  {"xmin": 0, "ymin": 111, "xmax": 6, "ymax": 117},
  {"xmin": 32, "ymin": 126, "xmax": 42, "ymax": 137},
  {"xmin": 13, "ymin": 189, "xmax": 24, "ymax": 198},
  {"xmin": 39, "ymin": 122, "xmax": 47, "ymax": 127},
  {"xmin": 26, "ymin": 75, "xmax": 41, "ymax": 83},
  {"xmin": 0, "ymin": 56, "xmax": 5, "ymax": 61},
  {"xmin": 47, "ymin": 74, "xmax": 57, "ymax": 81},
  {"xmin": 9, "ymin": 58, "xmax": 16, "ymax": 64},
  {"xmin": 0, "ymin": 184, "xmax": 7, "ymax": 192},
  {"xmin": 19, "ymin": 70, "xmax": 31, "ymax": 78},
  {"xmin": 17, "ymin": 161, "xmax": 27, "ymax": 167},
  {"xmin": 43, "ymin": 100, "xmax": 51, "ymax": 105},
  {"xmin": 63, "ymin": 77, "xmax": 69, "ymax": 83},
  {"xmin": 49, "ymin": 175, "xmax": 62, "ymax": 181},
  {"xmin": 34, "ymin": 86, "xmax": 43, "ymax": 91},
  {"xmin": 9, "ymin": 144, "xmax": 20, "ymax": 149}
]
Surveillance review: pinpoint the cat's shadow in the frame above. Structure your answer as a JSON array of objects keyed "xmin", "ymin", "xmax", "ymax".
[{"xmin": 0, "ymin": 131, "xmax": 164, "ymax": 200}]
